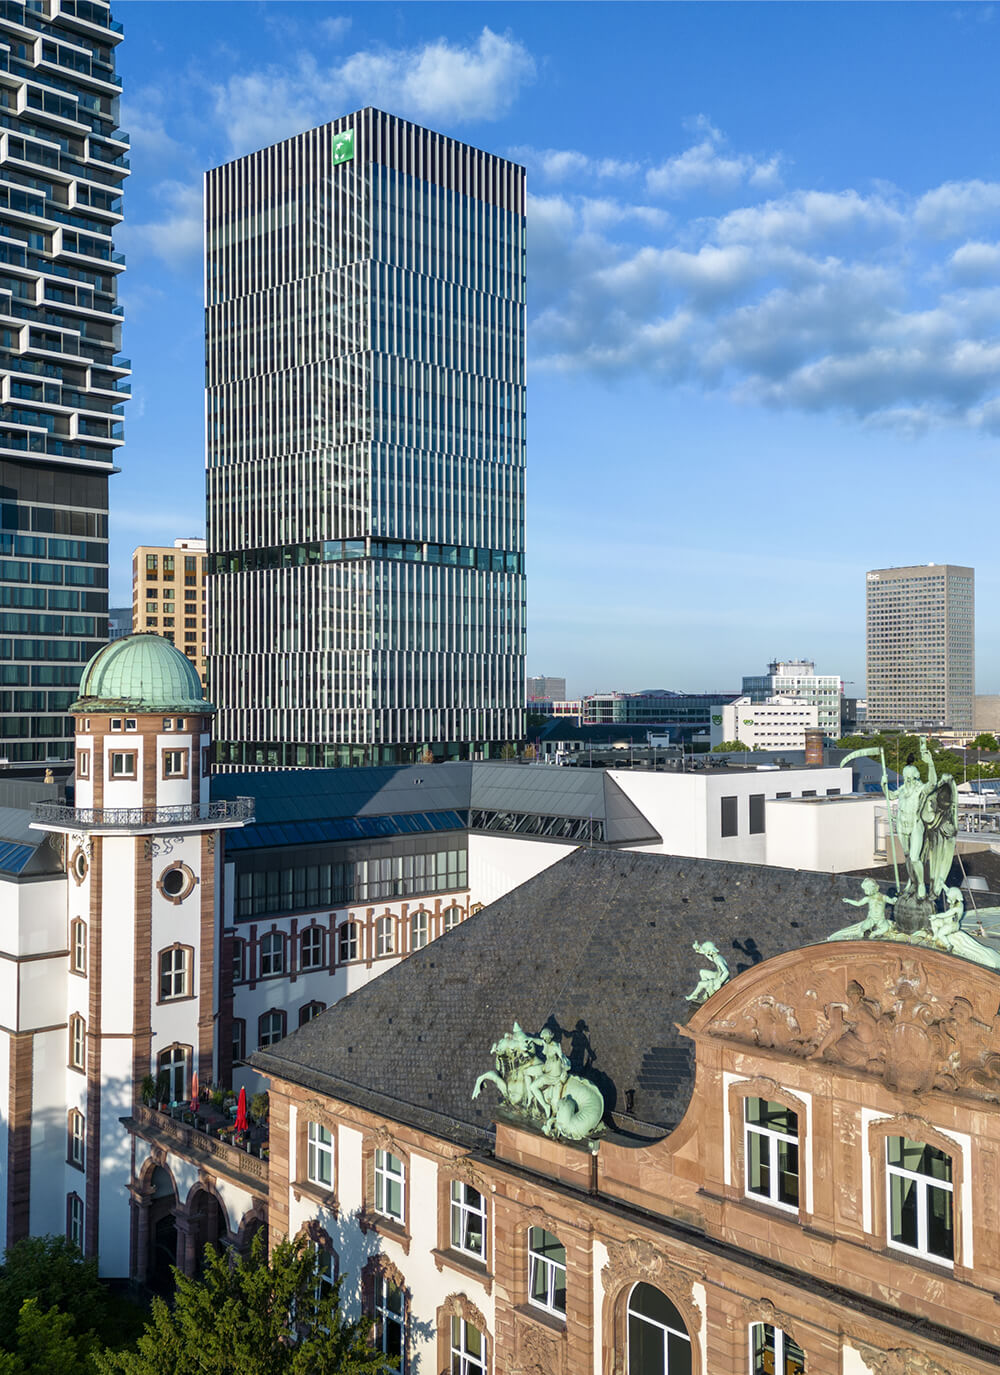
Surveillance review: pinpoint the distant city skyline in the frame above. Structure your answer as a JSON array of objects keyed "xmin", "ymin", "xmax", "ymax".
[{"xmin": 110, "ymin": 1, "xmax": 1000, "ymax": 692}]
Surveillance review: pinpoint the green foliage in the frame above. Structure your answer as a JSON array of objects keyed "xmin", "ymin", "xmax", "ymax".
[
  {"xmin": 250, "ymin": 1091, "xmax": 269, "ymax": 1124},
  {"xmin": 500, "ymin": 743, "xmax": 518, "ymax": 760},
  {"xmin": 0, "ymin": 1237, "xmax": 108, "ymax": 1354},
  {"xmin": 94, "ymin": 1233, "xmax": 391, "ymax": 1375},
  {"xmin": 712, "ymin": 740, "xmax": 745, "ymax": 753},
  {"xmin": 0, "ymin": 1298, "xmax": 96, "ymax": 1374},
  {"xmin": 836, "ymin": 731, "xmax": 1000, "ymax": 783},
  {"xmin": 971, "ymin": 732, "xmax": 999, "ymax": 752}
]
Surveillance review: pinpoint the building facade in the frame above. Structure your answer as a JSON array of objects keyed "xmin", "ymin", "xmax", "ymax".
[
  {"xmin": 0, "ymin": 0, "xmax": 128, "ymax": 768},
  {"xmin": 131, "ymin": 538, "xmax": 207, "ymax": 686},
  {"xmin": 867, "ymin": 565, "xmax": 975, "ymax": 731},
  {"xmin": 205, "ymin": 109, "xmax": 526, "ymax": 769},
  {"xmin": 742, "ymin": 661, "xmax": 843, "ymax": 738},
  {"xmin": 715, "ymin": 695, "xmax": 821, "ymax": 751},
  {"xmin": 577, "ymin": 691, "xmax": 738, "ymax": 741},
  {"xmin": 527, "ymin": 675, "xmax": 565, "ymax": 703}
]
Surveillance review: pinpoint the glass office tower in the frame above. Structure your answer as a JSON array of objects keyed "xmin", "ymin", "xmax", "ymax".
[
  {"xmin": 0, "ymin": 0, "xmax": 128, "ymax": 766},
  {"xmin": 206, "ymin": 109, "xmax": 526, "ymax": 767}
]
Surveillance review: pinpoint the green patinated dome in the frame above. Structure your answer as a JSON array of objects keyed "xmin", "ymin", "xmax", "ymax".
[{"xmin": 71, "ymin": 633, "xmax": 213, "ymax": 714}]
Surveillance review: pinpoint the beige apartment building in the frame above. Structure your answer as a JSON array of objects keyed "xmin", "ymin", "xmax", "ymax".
[
  {"xmin": 866, "ymin": 562, "xmax": 974, "ymax": 730},
  {"xmin": 131, "ymin": 538, "xmax": 208, "ymax": 687}
]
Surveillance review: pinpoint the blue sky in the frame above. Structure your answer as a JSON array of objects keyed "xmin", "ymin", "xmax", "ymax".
[{"xmin": 113, "ymin": 1, "xmax": 1000, "ymax": 698}]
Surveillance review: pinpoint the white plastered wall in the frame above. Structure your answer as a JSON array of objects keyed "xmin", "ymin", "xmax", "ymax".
[
  {"xmin": 468, "ymin": 832, "xmax": 575, "ymax": 907},
  {"xmin": 765, "ymin": 795, "xmax": 880, "ymax": 873}
]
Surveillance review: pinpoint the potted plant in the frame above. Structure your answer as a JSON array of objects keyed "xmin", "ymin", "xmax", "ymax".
[
  {"xmin": 250, "ymin": 1091, "xmax": 269, "ymax": 1125},
  {"xmin": 211, "ymin": 1087, "xmax": 226, "ymax": 1112},
  {"xmin": 155, "ymin": 1073, "xmax": 171, "ymax": 1111},
  {"xmin": 140, "ymin": 1074, "xmax": 156, "ymax": 1108}
]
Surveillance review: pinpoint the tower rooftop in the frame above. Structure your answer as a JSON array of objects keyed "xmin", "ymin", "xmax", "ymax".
[{"xmin": 71, "ymin": 634, "xmax": 212, "ymax": 715}]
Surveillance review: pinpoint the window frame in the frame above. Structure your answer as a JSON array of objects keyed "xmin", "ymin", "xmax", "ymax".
[
  {"xmin": 743, "ymin": 1096, "xmax": 800, "ymax": 1214},
  {"xmin": 375, "ymin": 915, "xmax": 395, "ymax": 957},
  {"xmin": 410, "ymin": 909, "xmax": 428, "ymax": 951},
  {"xmin": 450, "ymin": 1316, "xmax": 485, "ymax": 1375},
  {"xmin": 157, "ymin": 944, "xmax": 191, "ymax": 1002},
  {"xmin": 69, "ymin": 1014, "xmax": 86, "ymax": 1072},
  {"xmin": 231, "ymin": 1018, "xmax": 246, "ymax": 1065},
  {"xmin": 374, "ymin": 1148, "xmax": 406, "ymax": 1222},
  {"xmin": 75, "ymin": 748, "xmax": 89, "ymax": 778},
  {"xmin": 338, "ymin": 920, "xmax": 358, "ymax": 963},
  {"xmin": 527, "ymin": 1226, "xmax": 566, "ymax": 1319},
  {"xmin": 300, "ymin": 924, "xmax": 324, "ymax": 971},
  {"xmin": 259, "ymin": 930, "xmax": 285, "ymax": 977},
  {"xmin": 161, "ymin": 748, "xmax": 188, "ymax": 780},
  {"xmin": 450, "ymin": 1180, "xmax": 487, "ymax": 1261},
  {"xmin": 307, "ymin": 1120, "xmax": 335, "ymax": 1191},
  {"xmin": 109, "ymin": 749, "xmax": 137, "ymax": 779},
  {"xmin": 258, "ymin": 1008, "xmax": 286, "ymax": 1049},
  {"xmin": 885, "ymin": 1135, "xmax": 955, "ymax": 1266},
  {"xmin": 68, "ymin": 1109, "xmax": 85, "ymax": 1169},
  {"xmin": 157, "ymin": 1044, "xmax": 190, "ymax": 1103},
  {"xmin": 67, "ymin": 1193, "xmax": 84, "ymax": 1251},
  {"xmin": 374, "ymin": 1272, "xmax": 406, "ymax": 1364},
  {"xmin": 70, "ymin": 918, "xmax": 86, "ymax": 974},
  {"xmin": 749, "ymin": 1321, "xmax": 805, "ymax": 1375}
]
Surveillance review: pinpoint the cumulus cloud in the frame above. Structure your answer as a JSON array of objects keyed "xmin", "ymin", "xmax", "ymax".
[
  {"xmin": 646, "ymin": 118, "xmax": 782, "ymax": 197},
  {"xmin": 319, "ymin": 16, "xmax": 352, "ymax": 42},
  {"xmin": 118, "ymin": 181, "xmax": 202, "ymax": 269},
  {"xmin": 212, "ymin": 27, "xmax": 535, "ymax": 155},
  {"xmin": 511, "ymin": 146, "xmax": 640, "ymax": 181},
  {"xmin": 528, "ymin": 143, "xmax": 1000, "ymax": 434}
]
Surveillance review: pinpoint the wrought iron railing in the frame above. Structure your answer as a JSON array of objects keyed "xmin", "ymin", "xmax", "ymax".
[{"xmin": 32, "ymin": 797, "xmax": 254, "ymax": 829}]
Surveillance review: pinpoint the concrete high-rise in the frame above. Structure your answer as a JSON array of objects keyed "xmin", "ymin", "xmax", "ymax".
[
  {"xmin": 0, "ymin": 0, "xmax": 128, "ymax": 768},
  {"xmin": 866, "ymin": 564, "xmax": 975, "ymax": 730},
  {"xmin": 205, "ymin": 110, "xmax": 526, "ymax": 768},
  {"xmin": 132, "ymin": 538, "xmax": 208, "ymax": 687}
]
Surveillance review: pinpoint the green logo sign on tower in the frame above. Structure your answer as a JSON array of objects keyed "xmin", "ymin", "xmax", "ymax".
[{"xmin": 332, "ymin": 128, "xmax": 354, "ymax": 166}]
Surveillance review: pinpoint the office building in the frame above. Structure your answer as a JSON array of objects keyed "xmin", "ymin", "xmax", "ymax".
[
  {"xmin": 527, "ymin": 674, "xmax": 565, "ymax": 702},
  {"xmin": 205, "ymin": 110, "xmax": 526, "ymax": 769},
  {"xmin": 131, "ymin": 537, "xmax": 207, "ymax": 685},
  {"xmin": 0, "ymin": 0, "xmax": 128, "ymax": 766},
  {"xmin": 577, "ymin": 690, "xmax": 738, "ymax": 742},
  {"xmin": 107, "ymin": 604, "xmax": 130, "ymax": 640},
  {"xmin": 715, "ymin": 694, "xmax": 820, "ymax": 751},
  {"xmin": 866, "ymin": 564, "xmax": 975, "ymax": 729},
  {"xmin": 742, "ymin": 660, "xmax": 843, "ymax": 737}
]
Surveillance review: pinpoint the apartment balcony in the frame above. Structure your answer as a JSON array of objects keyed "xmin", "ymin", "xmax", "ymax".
[
  {"xmin": 30, "ymin": 796, "xmax": 254, "ymax": 834},
  {"xmin": 127, "ymin": 1103, "xmax": 269, "ymax": 1195}
]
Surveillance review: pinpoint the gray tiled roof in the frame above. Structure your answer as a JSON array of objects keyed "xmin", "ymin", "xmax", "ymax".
[{"xmin": 253, "ymin": 847, "xmax": 876, "ymax": 1144}]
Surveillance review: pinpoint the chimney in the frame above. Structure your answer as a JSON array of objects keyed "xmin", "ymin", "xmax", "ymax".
[{"xmin": 804, "ymin": 729, "xmax": 825, "ymax": 766}]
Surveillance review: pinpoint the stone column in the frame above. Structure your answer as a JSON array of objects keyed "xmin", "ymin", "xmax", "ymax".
[
  {"xmin": 132, "ymin": 1192, "xmax": 152, "ymax": 1288},
  {"xmin": 174, "ymin": 1213, "xmax": 196, "ymax": 1278}
]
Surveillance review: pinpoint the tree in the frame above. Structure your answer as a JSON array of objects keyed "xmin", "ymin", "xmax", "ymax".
[
  {"xmin": 0, "ymin": 1298, "xmax": 95, "ymax": 1374},
  {"xmin": 95, "ymin": 1233, "xmax": 393, "ymax": 1375},
  {"xmin": 971, "ymin": 732, "xmax": 999, "ymax": 753},
  {"xmin": 500, "ymin": 743, "xmax": 518, "ymax": 760},
  {"xmin": 0, "ymin": 1237, "xmax": 108, "ymax": 1354},
  {"xmin": 712, "ymin": 740, "xmax": 744, "ymax": 753}
]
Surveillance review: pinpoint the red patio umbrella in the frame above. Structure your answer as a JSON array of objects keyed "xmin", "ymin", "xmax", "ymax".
[
  {"xmin": 190, "ymin": 1070, "xmax": 199, "ymax": 1114},
  {"xmin": 235, "ymin": 1085, "xmax": 248, "ymax": 1132}
]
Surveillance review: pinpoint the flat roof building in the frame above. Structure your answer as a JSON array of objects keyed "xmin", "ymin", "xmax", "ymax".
[
  {"xmin": 131, "ymin": 538, "xmax": 207, "ymax": 687},
  {"xmin": 866, "ymin": 564, "xmax": 974, "ymax": 730},
  {"xmin": 205, "ymin": 110, "xmax": 526, "ymax": 769}
]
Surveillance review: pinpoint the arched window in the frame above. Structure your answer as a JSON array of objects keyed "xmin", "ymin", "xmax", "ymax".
[
  {"xmin": 69, "ymin": 1015, "xmax": 86, "ymax": 1071},
  {"xmin": 157, "ymin": 1045, "xmax": 189, "ymax": 1102},
  {"xmin": 376, "ymin": 916, "xmax": 394, "ymax": 957},
  {"xmin": 750, "ymin": 1323, "xmax": 804, "ymax": 1373},
  {"xmin": 451, "ymin": 1316, "xmax": 485, "ymax": 1375},
  {"xmin": 410, "ymin": 910, "xmax": 428, "ymax": 951},
  {"xmin": 627, "ymin": 1282, "xmax": 691, "ymax": 1375},
  {"xmin": 258, "ymin": 1009, "xmax": 286, "ymax": 1049},
  {"xmin": 300, "ymin": 925, "xmax": 323, "ymax": 970},
  {"xmin": 375, "ymin": 1273, "xmax": 405, "ymax": 1363},
  {"xmin": 158, "ymin": 945, "xmax": 191, "ymax": 1001},
  {"xmin": 68, "ymin": 1110, "xmax": 85, "ymax": 1168},
  {"xmin": 338, "ymin": 921, "xmax": 358, "ymax": 963},
  {"xmin": 260, "ymin": 931, "xmax": 285, "ymax": 977},
  {"xmin": 299, "ymin": 1000, "xmax": 326, "ymax": 1027},
  {"xmin": 70, "ymin": 920, "xmax": 86, "ymax": 974},
  {"xmin": 527, "ymin": 1228, "xmax": 565, "ymax": 1318},
  {"xmin": 443, "ymin": 905, "xmax": 462, "ymax": 933}
]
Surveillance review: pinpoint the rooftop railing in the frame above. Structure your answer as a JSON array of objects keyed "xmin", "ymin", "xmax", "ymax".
[{"xmin": 33, "ymin": 796, "xmax": 254, "ymax": 830}]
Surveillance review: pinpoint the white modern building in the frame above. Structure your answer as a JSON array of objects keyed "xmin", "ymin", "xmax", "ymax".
[
  {"xmin": 0, "ymin": 0, "xmax": 129, "ymax": 767},
  {"xmin": 742, "ymin": 660, "xmax": 843, "ymax": 737},
  {"xmin": 205, "ymin": 110, "xmax": 526, "ymax": 769},
  {"xmin": 714, "ymin": 695, "xmax": 821, "ymax": 751}
]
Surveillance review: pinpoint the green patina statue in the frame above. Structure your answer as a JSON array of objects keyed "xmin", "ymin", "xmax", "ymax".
[
  {"xmin": 827, "ymin": 878, "xmax": 896, "ymax": 941},
  {"xmin": 472, "ymin": 1022, "xmax": 605, "ymax": 1145},
  {"xmin": 684, "ymin": 939, "xmax": 729, "ymax": 1003}
]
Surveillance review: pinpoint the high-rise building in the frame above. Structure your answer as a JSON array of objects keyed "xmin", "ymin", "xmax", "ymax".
[
  {"xmin": 742, "ymin": 660, "xmax": 843, "ymax": 737},
  {"xmin": 205, "ymin": 110, "xmax": 526, "ymax": 768},
  {"xmin": 131, "ymin": 538, "xmax": 208, "ymax": 686},
  {"xmin": 527, "ymin": 674, "xmax": 566, "ymax": 703},
  {"xmin": 866, "ymin": 564, "xmax": 975, "ymax": 730},
  {"xmin": 0, "ymin": 0, "xmax": 128, "ymax": 768}
]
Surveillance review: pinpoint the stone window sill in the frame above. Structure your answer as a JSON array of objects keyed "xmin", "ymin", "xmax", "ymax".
[
  {"xmin": 359, "ymin": 1211, "xmax": 410, "ymax": 1255},
  {"xmin": 432, "ymin": 1246, "xmax": 492, "ymax": 1293},
  {"xmin": 291, "ymin": 1180, "xmax": 338, "ymax": 1214},
  {"xmin": 516, "ymin": 1302, "xmax": 567, "ymax": 1335}
]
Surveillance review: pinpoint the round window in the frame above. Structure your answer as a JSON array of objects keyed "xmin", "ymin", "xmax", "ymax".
[
  {"xmin": 71, "ymin": 849, "xmax": 88, "ymax": 883},
  {"xmin": 161, "ymin": 867, "xmax": 186, "ymax": 898}
]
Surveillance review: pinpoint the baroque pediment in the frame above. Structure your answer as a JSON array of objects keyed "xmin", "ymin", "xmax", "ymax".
[{"xmin": 697, "ymin": 943, "xmax": 1000, "ymax": 1100}]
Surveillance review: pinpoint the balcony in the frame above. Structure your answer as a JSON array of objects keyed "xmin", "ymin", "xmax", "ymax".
[
  {"xmin": 127, "ymin": 1103, "xmax": 268, "ymax": 1194},
  {"xmin": 31, "ymin": 796, "xmax": 254, "ymax": 833}
]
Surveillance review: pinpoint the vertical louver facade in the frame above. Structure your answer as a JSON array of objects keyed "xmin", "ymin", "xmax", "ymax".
[
  {"xmin": 206, "ymin": 109, "xmax": 526, "ymax": 767},
  {"xmin": 0, "ymin": 0, "xmax": 128, "ymax": 766}
]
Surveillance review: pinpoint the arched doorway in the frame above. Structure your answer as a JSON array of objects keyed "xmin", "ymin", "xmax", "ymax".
[
  {"xmin": 187, "ymin": 1188, "xmax": 229, "ymax": 1275},
  {"xmin": 627, "ymin": 1282, "xmax": 691, "ymax": 1375},
  {"xmin": 148, "ymin": 1166, "xmax": 178, "ymax": 1295}
]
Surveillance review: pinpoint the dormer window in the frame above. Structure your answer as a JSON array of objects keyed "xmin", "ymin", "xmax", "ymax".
[
  {"xmin": 744, "ymin": 1098, "xmax": 799, "ymax": 1211},
  {"xmin": 887, "ymin": 1137, "xmax": 954, "ymax": 1264}
]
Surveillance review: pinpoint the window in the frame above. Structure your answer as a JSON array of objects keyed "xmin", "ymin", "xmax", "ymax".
[
  {"xmin": 159, "ymin": 947, "xmax": 189, "ymax": 1001},
  {"xmin": 307, "ymin": 1121, "xmax": 334, "ymax": 1189},
  {"xmin": 162, "ymin": 749, "xmax": 187, "ymax": 779},
  {"xmin": 110, "ymin": 718, "xmax": 122, "ymax": 731},
  {"xmin": 71, "ymin": 920, "xmax": 86, "ymax": 973},
  {"xmin": 258, "ymin": 1010, "xmax": 286, "ymax": 1049},
  {"xmin": 745, "ymin": 1098, "xmax": 799, "ymax": 1210},
  {"xmin": 109, "ymin": 750, "xmax": 136, "ymax": 778},
  {"xmin": 411, "ymin": 910, "xmax": 428, "ymax": 951},
  {"xmin": 450, "ymin": 1181, "xmax": 486, "ymax": 1259},
  {"xmin": 157, "ymin": 1045, "xmax": 189, "ymax": 1102},
  {"xmin": 749, "ymin": 793, "xmax": 765, "ymax": 835},
  {"xmin": 125, "ymin": 718, "xmax": 137, "ymax": 732},
  {"xmin": 300, "ymin": 925, "xmax": 323, "ymax": 970},
  {"xmin": 68, "ymin": 1110, "xmax": 85, "ymax": 1168},
  {"xmin": 528, "ymin": 1227, "xmax": 566, "ymax": 1317},
  {"xmin": 376, "ymin": 916, "xmax": 394, "ymax": 957},
  {"xmin": 451, "ymin": 1317, "xmax": 485, "ymax": 1375},
  {"xmin": 313, "ymin": 1243, "xmax": 337, "ymax": 1312},
  {"xmin": 67, "ymin": 1194, "xmax": 84, "ymax": 1250},
  {"xmin": 69, "ymin": 1014, "xmax": 85, "ymax": 1070},
  {"xmin": 76, "ymin": 749, "xmax": 89, "ymax": 778},
  {"xmin": 299, "ymin": 1001, "xmax": 325, "ymax": 1026},
  {"xmin": 443, "ymin": 905, "xmax": 462, "ymax": 932},
  {"xmin": 374, "ymin": 1149, "xmax": 405, "ymax": 1221},
  {"xmin": 375, "ymin": 1275, "xmax": 405, "ymax": 1363},
  {"xmin": 232, "ymin": 1019, "xmax": 245, "ymax": 1064},
  {"xmin": 886, "ymin": 1136, "xmax": 954, "ymax": 1263},
  {"xmin": 232, "ymin": 938, "xmax": 245, "ymax": 984},
  {"xmin": 338, "ymin": 921, "xmax": 358, "ymax": 962},
  {"xmin": 750, "ymin": 1323, "xmax": 804, "ymax": 1375},
  {"xmin": 627, "ymin": 1282, "xmax": 691, "ymax": 1374},
  {"xmin": 260, "ymin": 931, "xmax": 284, "ymax": 976},
  {"xmin": 721, "ymin": 795, "xmax": 738, "ymax": 837}
]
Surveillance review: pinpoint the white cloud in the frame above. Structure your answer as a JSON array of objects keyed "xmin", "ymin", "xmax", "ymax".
[
  {"xmin": 118, "ymin": 181, "xmax": 202, "ymax": 270},
  {"xmin": 949, "ymin": 241, "xmax": 1000, "ymax": 282},
  {"xmin": 212, "ymin": 27, "xmax": 535, "ymax": 155},
  {"xmin": 915, "ymin": 180, "xmax": 1000, "ymax": 237},
  {"xmin": 319, "ymin": 16, "xmax": 352, "ymax": 42},
  {"xmin": 511, "ymin": 146, "xmax": 640, "ymax": 181},
  {"xmin": 715, "ymin": 189, "xmax": 902, "ymax": 245},
  {"xmin": 646, "ymin": 120, "xmax": 782, "ymax": 198}
]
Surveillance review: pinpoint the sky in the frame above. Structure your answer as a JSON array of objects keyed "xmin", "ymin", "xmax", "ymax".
[{"xmin": 112, "ymin": 1, "xmax": 1000, "ymax": 698}]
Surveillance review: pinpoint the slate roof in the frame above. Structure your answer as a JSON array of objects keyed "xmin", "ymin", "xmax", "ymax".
[
  {"xmin": 0, "ymin": 805, "xmax": 61, "ymax": 876},
  {"xmin": 253, "ymin": 846, "xmax": 877, "ymax": 1147}
]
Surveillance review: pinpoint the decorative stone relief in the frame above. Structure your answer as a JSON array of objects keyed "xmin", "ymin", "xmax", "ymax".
[
  {"xmin": 705, "ymin": 953, "xmax": 1000, "ymax": 1100},
  {"xmin": 448, "ymin": 1155, "xmax": 487, "ymax": 1192},
  {"xmin": 513, "ymin": 1315, "xmax": 563, "ymax": 1375},
  {"xmin": 371, "ymin": 1123, "xmax": 401, "ymax": 1155},
  {"xmin": 441, "ymin": 1291, "xmax": 489, "ymax": 1337},
  {"xmin": 855, "ymin": 1340, "xmax": 970, "ymax": 1375},
  {"xmin": 741, "ymin": 1296, "xmax": 801, "ymax": 1347},
  {"xmin": 600, "ymin": 1237, "xmax": 701, "ymax": 1311}
]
